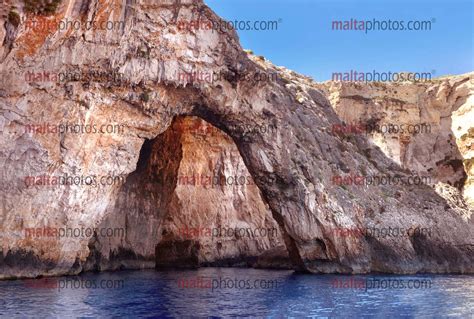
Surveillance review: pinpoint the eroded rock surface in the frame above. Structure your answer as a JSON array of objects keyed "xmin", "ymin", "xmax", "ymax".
[
  {"xmin": 85, "ymin": 116, "xmax": 288, "ymax": 271},
  {"xmin": 0, "ymin": 0, "xmax": 473, "ymax": 278},
  {"xmin": 315, "ymin": 75, "xmax": 474, "ymax": 204}
]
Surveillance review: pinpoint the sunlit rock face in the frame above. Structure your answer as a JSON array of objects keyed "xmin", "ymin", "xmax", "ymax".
[
  {"xmin": 85, "ymin": 116, "xmax": 288, "ymax": 271},
  {"xmin": 0, "ymin": 0, "xmax": 473, "ymax": 278},
  {"xmin": 315, "ymin": 75, "xmax": 474, "ymax": 204},
  {"xmin": 157, "ymin": 117, "xmax": 288, "ymax": 268}
]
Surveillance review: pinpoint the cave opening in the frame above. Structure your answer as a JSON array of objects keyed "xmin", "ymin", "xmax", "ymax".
[{"xmin": 86, "ymin": 116, "xmax": 292, "ymax": 272}]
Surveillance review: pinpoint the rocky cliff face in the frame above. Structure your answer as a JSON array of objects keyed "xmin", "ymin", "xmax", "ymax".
[
  {"xmin": 315, "ymin": 75, "xmax": 474, "ymax": 205},
  {"xmin": 84, "ymin": 116, "xmax": 288, "ymax": 271},
  {"xmin": 0, "ymin": 0, "xmax": 473, "ymax": 279}
]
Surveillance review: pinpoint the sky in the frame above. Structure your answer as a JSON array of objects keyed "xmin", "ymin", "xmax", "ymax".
[{"xmin": 205, "ymin": 0, "xmax": 473, "ymax": 81}]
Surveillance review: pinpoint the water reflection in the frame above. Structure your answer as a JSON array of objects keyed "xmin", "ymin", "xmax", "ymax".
[{"xmin": 0, "ymin": 268, "xmax": 472, "ymax": 317}]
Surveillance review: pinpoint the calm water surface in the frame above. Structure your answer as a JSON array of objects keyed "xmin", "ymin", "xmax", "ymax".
[{"xmin": 0, "ymin": 268, "xmax": 472, "ymax": 318}]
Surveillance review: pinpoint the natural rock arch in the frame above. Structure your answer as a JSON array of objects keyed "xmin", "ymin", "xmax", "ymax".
[
  {"xmin": 86, "ymin": 115, "xmax": 291, "ymax": 271},
  {"xmin": 0, "ymin": 0, "xmax": 472, "ymax": 278}
]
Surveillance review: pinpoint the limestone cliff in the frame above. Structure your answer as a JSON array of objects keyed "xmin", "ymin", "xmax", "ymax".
[
  {"xmin": 84, "ymin": 116, "xmax": 288, "ymax": 271},
  {"xmin": 0, "ymin": 0, "xmax": 473, "ymax": 278},
  {"xmin": 315, "ymin": 74, "xmax": 474, "ymax": 205}
]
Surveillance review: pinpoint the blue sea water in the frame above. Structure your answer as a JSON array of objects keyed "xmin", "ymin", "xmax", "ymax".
[{"xmin": 0, "ymin": 268, "xmax": 472, "ymax": 318}]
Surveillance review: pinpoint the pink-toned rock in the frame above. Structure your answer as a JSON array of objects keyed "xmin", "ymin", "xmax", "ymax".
[{"xmin": 0, "ymin": 0, "xmax": 472, "ymax": 279}]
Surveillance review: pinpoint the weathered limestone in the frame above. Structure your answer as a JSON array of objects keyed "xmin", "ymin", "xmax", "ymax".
[
  {"xmin": 315, "ymin": 75, "xmax": 474, "ymax": 204},
  {"xmin": 0, "ymin": 0, "xmax": 472, "ymax": 278},
  {"xmin": 85, "ymin": 116, "xmax": 288, "ymax": 271}
]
